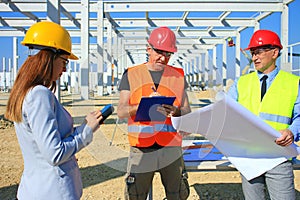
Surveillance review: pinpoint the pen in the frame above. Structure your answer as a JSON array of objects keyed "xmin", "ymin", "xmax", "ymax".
[{"xmin": 151, "ymin": 86, "xmax": 157, "ymax": 93}]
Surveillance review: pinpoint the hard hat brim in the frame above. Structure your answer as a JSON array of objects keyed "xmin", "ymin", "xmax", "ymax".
[
  {"xmin": 69, "ymin": 53, "xmax": 79, "ymax": 60},
  {"xmin": 21, "ymin": 42, "xmax": 79, "ymax": 60}
]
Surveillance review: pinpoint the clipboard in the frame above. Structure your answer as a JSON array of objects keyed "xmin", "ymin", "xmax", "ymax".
[{"xmin": 134, "ymin": 96, "xmax": 176, "ymax": 122}]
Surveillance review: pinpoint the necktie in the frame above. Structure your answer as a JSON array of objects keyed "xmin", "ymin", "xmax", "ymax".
[{"xmin": 261, "ymin": 75, "xmax": 268, "ymax": 101}]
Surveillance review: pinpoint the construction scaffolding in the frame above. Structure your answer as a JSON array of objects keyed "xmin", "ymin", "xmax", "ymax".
[{"xmin": 0, "ymin": 0, "xmax": 297, "ymax": 98}]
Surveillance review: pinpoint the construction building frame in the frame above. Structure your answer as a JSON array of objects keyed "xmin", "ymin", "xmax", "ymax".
[{"xmin": 0, "ymin": 0, "xmax": 296, "ymax": 99}]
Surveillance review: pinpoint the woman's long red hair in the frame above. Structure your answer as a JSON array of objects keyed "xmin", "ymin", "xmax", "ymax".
[{"xmin": 5, "ymin": 50, "xmax": 57, "ymax": 122}]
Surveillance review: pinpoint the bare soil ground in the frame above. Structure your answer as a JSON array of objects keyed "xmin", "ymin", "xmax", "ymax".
[{"xmin": 1, "ymin": 90, "xmax": 300, "ymax": 200}]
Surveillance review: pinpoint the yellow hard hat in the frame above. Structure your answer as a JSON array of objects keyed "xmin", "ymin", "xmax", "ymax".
[{"xmin": 21, "ymin": 21, "xmax": 78, "ymax": 60}]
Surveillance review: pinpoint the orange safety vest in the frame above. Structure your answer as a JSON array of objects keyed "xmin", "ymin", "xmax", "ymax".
[{"xmin": 127, "ymin": 64, "xmax": 185, "ymax": 147}]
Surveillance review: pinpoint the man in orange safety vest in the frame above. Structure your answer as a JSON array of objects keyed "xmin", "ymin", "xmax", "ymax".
[{"xmin": 117, "ymin": 26, "xmax": 191, "ymax": 200}]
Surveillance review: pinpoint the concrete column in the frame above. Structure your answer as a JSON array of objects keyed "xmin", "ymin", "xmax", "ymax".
[
  {"xmin": 68, "ymin": 62, "xmax": 72, "ymax": 94},
  {"xmin": 235, "ymin": 33, "xmax": 241, "ymax": 77},
  {"xmin": 2, "ymin": 57, "xmax": 6, "ymax": 91},
  {"xmin": 195, "ymin": 56, "xmax": 200, "ymax": 87},
  {"xmin": 8, "ymin": 58, "xmax": 12, "ymax": 88},
  {"xmin": 106, "ymin": 23, "xmax": 113, "ymax": 94},
  {"xmin": 96, "ymin": 0, "xmax": 104, "ymax": 96},
  {"xmin": 212, "ymin": 46, "xmax": 217, "ymax": 86},
  {"xmin": 74, "ymin": 63, "xmax": 79, "ymax": 94},
  {"xmin": 13, "ymin": 37, "xmax": 18, "ymax": 84},
  {"xmin": 222, "ymin": 40, "xmax": 227, "ymax": 85},
  {"xmin": 80, "ymin": 0, "xmax": 90, "ymax": 99},
  {"xmin": 205, "ymin": 51, "xmax": 211, "ymax": 88},
  {"xmin": 47, "ymin": 0, "xmax": 61, "ymax": 100},
  {"xmin": 281, "ymin": 3, "xmax": 290, "ymax": 72}
]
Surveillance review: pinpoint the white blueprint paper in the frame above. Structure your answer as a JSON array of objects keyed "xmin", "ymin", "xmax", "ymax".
[{"xmin": 172, "ymin": 93, "xmax": 300, "ymax": 180}]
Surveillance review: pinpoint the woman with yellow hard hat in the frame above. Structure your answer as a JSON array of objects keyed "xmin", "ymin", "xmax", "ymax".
[{"xmin": 5, "ymin": 21, "xmax": 103, "ymax": 200}]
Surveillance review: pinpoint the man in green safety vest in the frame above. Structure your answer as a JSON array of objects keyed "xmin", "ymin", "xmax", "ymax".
[{"xmin": 227, "ymin": 29, "xmax": 300, "ymax": 200}]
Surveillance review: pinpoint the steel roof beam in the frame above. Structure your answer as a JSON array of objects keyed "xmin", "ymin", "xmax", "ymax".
[
  {"xmin": 102, "ymin": 18, "xmax": 257, "ymax": 27},
  {"xmin": 0, "ymin": 17, "xmax": 257, "ymax": 31},
  {"xmin": 104, "ymin": 2, "xmax": 284, "ymax": 12},
  {"xmin": 0, "ymin": 1, "xmax": 287, "ymax": 12}
]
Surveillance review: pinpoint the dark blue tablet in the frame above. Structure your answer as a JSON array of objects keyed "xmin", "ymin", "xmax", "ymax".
[
  {"xmin": 134, "ymin": 96, "xmax": 176, "ymax": 122},
  {"xmin": 99, "ymin": 104, "xmax": 114, "ymax": 124}
]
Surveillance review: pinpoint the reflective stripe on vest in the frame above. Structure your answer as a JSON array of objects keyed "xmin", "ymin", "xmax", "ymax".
[
  {"xmin": 155, "ymin": 124, "xmax": 177, "ymax": 132},
  {"xmin": 128, "ymin": 124, "xmax": 177, "ymax": 134},
  {"xmin": 128, "ymin": 125, "xmax": 154, "ymax": 134},
  {"xmin": 237, "ymin": 70, "xmax": 299, "ymax": 130},
  {"xmin": 127, "ymin": 64, "xmax": 184, "ymax": 147},
  {"xmin": 259, "ymin": 112, "xmax": 291, "ymax": 125}
]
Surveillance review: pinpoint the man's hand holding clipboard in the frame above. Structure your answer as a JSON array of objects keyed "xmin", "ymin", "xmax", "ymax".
[{"xmin": 134, "ymin": 96, "xmax": 176, "ymax": 122}]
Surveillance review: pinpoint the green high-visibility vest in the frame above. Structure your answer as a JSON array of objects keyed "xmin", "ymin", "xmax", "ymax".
[{"xmin": 237, "ymin": 70, "xmax": 299, "ymax": 130}]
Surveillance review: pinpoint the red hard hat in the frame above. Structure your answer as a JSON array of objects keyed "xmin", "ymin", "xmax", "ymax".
[
  {"xmin": 148, "ymin": 27, "xmax": 177, "ymax": 53},
  {"xmin": 245, "ymin": 29, "xmax": 282, "ymax": 50}
]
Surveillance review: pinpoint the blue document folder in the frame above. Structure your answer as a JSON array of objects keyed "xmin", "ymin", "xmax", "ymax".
[
  {"xmin": 134, "ymin": 96, "xmax": 176, "ymax": 122},
  {"xmin": 183, "ymin": 141, "xmax": 226, "ymax": 161}
]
